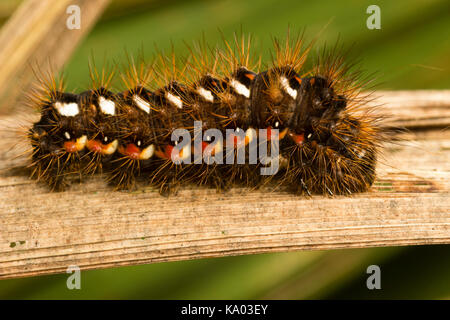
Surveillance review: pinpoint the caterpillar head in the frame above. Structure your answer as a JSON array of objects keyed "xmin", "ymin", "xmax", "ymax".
[{"xmin": 287, "ymin": 75, "xmax": 348, "ymax": 146}]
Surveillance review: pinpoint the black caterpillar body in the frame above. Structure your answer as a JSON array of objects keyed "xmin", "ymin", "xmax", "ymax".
[{"xmin": 27, "ymin": 34, "xmax": 381, "ymax": 195}]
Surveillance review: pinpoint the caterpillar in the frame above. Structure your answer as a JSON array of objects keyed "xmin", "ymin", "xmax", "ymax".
[{"xmin": 26, "ymin": 33, "xmax": 382, "ymax": 195}]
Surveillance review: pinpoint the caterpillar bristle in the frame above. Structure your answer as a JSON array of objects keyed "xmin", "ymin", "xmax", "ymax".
[
  {"xmin": 271, "ymin": 29, "xmax": 311, "ymax": 72},
  {"xmin": 22, "ymin": 31, "xmax": 383, "ymax": 196}
]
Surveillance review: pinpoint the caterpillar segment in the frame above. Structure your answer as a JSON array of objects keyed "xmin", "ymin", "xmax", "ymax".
[{"xmin": 28, "ymin": 85, "xmax": 87, "ymax": 191}]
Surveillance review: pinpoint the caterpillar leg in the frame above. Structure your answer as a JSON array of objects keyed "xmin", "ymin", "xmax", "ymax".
[{"xmin": 107, "ymin": 141, "xmax": 155, "ymax": 190}]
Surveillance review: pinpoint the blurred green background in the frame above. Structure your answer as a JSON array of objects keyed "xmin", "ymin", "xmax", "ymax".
[{"xmin": 0, "ymin": 0, "xmax": 449, "ymax": 299}]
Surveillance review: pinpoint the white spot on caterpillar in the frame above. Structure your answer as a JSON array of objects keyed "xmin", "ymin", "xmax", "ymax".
[
  {"xmin": 280, "ymin": 76, "xmax": 297, "ymax": 99},
  {"xmin": 54, "ymin": 102, "xmax": 79, "ymax": 117},
  {"xmin": 358, "ymin": 150, "xmax": 366, "ymax": 158},
  {"xmin": 197, "ymin": 87, "xmax": 214, "ymax": 102},
  {"xmin": 166, "ymin": 92, "xmax": 183, "ymax": 109},
  {"xmin": 103, "ymin": 140, "xmax": 118, "ymax": 155},
  {"xmin": 230, "ymin": 79, "xmax": 250, "ymax": 98},
  {"xmin": 76, "ymin": 135, "xmax": 87, "ymax": 150},
  {"xmin": 139, "ymin": 144, "xmax": 155, "ymax": 160},
  {"xmin": 179, "ymin": 143, "xmax": 191, "ymax": 161},
  {"xmin": 133, "ymin": 94, "xmax": 150, "ymax": 113},
  {"xmin": 245, "ymin": 128, "xmax": 256, "ymax": 144},
  {"xmin": 64, "ymin": 131, "xmax": 71, "ymax": 140},
  {"xmin": 274, "ymin": 121, "xmax": 279, "ymax": 128},
  {"xmin": 98, "ymin": 96, "xmax": 115, "ymax": 115},
  {"xmin": 212, "ymin": 138, "xmax": 223, "ymax": 155},
  {"xmin": 137, "ymin": 140, "xmax": 141, "ymax": 147},
  {"xmin": 307, "ymin": 133, "xmax": 312, "ymax": 139}
]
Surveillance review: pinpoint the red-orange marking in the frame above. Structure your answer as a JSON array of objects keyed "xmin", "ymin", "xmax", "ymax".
[
  {"xmin": 201, "ymin": 141, "xmax": 210, "ymax": 152},
  {"xmin": 245, "ymin": 73, "xmax": 255, "ymax": 80},
  {"xmin": 119, "ymin": 143, "xmax": 141, "ymax": 160},
  {"xmin": 86, "ymin": 140, "xmax": 103, "ymax": 153},
  {"xmin": 289, "ymin": 132, "xmax": 305, "ymax": 145},
  {"xmin": 63, "ymin": 141, "xmax": 78, "ymax": 153}
]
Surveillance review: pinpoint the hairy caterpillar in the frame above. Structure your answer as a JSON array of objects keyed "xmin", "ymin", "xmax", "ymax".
[{"xmin": 26, "ymin": 32, "xmax": 382, "ymax": 195}]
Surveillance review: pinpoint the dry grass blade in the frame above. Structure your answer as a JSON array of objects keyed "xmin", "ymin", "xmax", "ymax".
[
  {"xmin": 0, "ymin": 0, "xmax": 111, "ymax": 114},
  {"xmin": 0, "ymin": 90, "xmax": 449, "ymax": 280},
  {"xmin": 369, "ymin": 90, "xmax": 450, "ymax": 129}
]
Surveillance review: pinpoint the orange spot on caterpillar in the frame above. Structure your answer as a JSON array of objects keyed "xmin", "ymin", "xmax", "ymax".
[
  {"xmin": 295, "ymin": 76, "xmax": 302, "ymax": 84},
  {"xmin": 289, "ymin": 132, "xmax": 305, "ymax": 145},
  {"xmin": 86, "ymin": 140, "xmax": 102, "ymax": 153},
  {"xmin": 156, "ymin": 145, "xmax": 181, "ymax": 160},
  {"xmin": 201, "ymin": 141, "xmax": 209, "ymax": 152},
  {"xmin": 201, "ymin": 141, "xmax": 222, "ymax": 156},
  {"xmin": 264, "ymin": 127, "xmax": 288, "ymax": 141},
  {"xmin": 245, "ymin": 73, "xmax": 255, "ymax": 80},
  {"xmin": 265, "ymin": 127, "xmax": 272, "ymax": 140},
  {"xmin": 63, "ymin": 136, "xmax": 86, "ymax": 153},
  {"xmin": 226, "ymin": 133, "xmax": 247, "ymax": 148},
  {"xmin": 119, "ymin": 143, "xmax": 141, "ymax": 160},
  {"xmin": 279, "ymin": 128, "xmax": 288, "ymax": 140},
  {"xmin": 164, "ymin": 145, "xmax": 175, "ymax": 160},
  {"xmin": 233, "ymin": 135, "xmax": 242, "ymax": 147},
  {"xmin": 87, "ymin": 139, "xmax": 118, "ymax": 155},
  {"xmin": 63, "ymin": 141, "xmax": 78, "ymax": 153}
]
